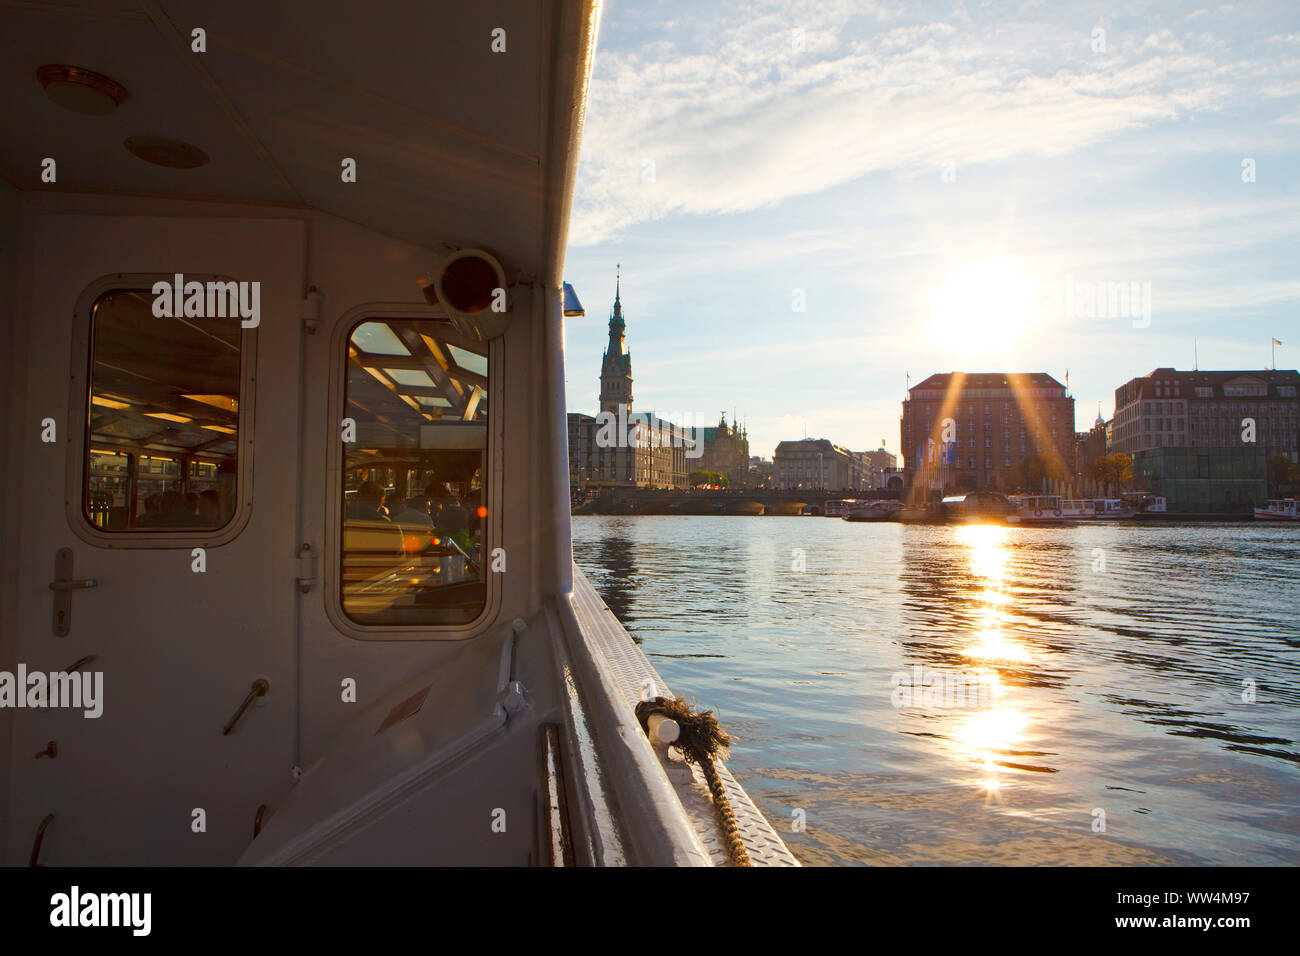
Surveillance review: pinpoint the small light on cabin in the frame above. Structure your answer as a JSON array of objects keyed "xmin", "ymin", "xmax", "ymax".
[
  {"xmin": 124, "ymin": 136, "xmax": 209, "ymax": 169},
  {"xmin": 563, "ymin": 282, "xmax": 585, "ymax": 317},
  {"xmin": 37, "ymin": 65, "xmax": 128, "ymax": 116}
]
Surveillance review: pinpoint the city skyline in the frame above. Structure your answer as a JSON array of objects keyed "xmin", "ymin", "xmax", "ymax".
[{"xmin": 561, "ymin": 0, "xmax": 1299, "ymax": 462}]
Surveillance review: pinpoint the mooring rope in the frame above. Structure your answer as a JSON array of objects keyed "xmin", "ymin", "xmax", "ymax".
[{"xmin": 635, "ymin": 695, "xmax": 752, "ymax": 867}]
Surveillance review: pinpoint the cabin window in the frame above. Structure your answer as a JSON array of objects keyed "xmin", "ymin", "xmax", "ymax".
[
  {"xmin": 82, "ymin": 289, "xmax": 243, "ymax": 532},
  {"xmin": 340, "ymin": 318, "xmax": 489, "ymax": 626}
]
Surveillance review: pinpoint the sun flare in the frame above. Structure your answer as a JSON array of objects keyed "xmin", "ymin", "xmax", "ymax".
[{"xmin": 927, "ymin": 259, "xmax": 1040, "ymax": 356}]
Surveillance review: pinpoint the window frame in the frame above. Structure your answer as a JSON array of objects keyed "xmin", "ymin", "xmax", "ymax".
[
  {"xmin": 324, "ymin": 303, "xmax": 502, "ymax": 641},
  {"xmin": 65, "ymin": 274, "xmax": 257, "ymax": 549}
]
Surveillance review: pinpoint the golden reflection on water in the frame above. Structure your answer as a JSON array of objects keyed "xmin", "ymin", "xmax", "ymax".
[{"xmin": 952, "ymin": 524, "xmax": 1030, "ymax": 792}]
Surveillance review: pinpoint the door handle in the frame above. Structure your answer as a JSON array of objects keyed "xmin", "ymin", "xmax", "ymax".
[
  {"xmin": 50, "ymin": 548, "xmax": 97, "ymax": 637},
  {"xmin": 30, "ymin": 814, "xmax": 55, "ymax": 867},
  {"xmin": 222, "ymin": 678, "xmax": 270, "ymax": 736}
]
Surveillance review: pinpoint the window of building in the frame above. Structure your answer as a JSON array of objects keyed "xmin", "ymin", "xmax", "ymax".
[
  {"xmin": 82, "ymin": 288, "xmax": 243, "ymax": 533},
  {"xmin": 341, "ymin": 318, "xmax": 489, "ymax": 626}
]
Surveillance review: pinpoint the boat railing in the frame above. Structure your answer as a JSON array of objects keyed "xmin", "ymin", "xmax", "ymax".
[{"xmin": 555, "ymin": 572, "xmax": 713, "ymax": 865}]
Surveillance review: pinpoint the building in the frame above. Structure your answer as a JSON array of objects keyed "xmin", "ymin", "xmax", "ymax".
[
  {"xmin": 1133, "ymin": 446, "xmax": 1266, "ymax": 514},
  {"xmin": 773, "ymin": 438, "xmax": 858, "ymax": 489},
  {"xmin": 1111, "ymin": 368, "xmax": 1299, "ymax": 462},
  {"xmin": 567, "ymin": 410, "xmax": 691, "ymax": 489},
  {"xmin": 567, "ymin": 275, "xmax": 693, "ymax": 490},
  {"xmin": 854, "ymin": 447, "xmax": 897, "ymax": 489},
  {"xmin": 879, "ymin": 466, "xmax": 904, "ymax": 494},
  {"xmin": 599, "ymin": 276, "xmax": 634, "ymax": 415},
  {"xmin": 748, "ymin": 456, "xmax": 774, "ymax": 487},
  {"xmin": 901, "ymin": 372, "xmax": 1075, "ymax": 497},
  {"xmin": 695, "ymin": 413, "xmax": 751, "ymax": 487},
  {"xmin": 1073, "ymin": 410, "xmax": 1110, "ymax": 496}
]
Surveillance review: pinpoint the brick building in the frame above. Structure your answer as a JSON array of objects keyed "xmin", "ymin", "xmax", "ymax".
[{"xmin": 901, "ymin": 372, "xmax": 1075, "ymax": 497}]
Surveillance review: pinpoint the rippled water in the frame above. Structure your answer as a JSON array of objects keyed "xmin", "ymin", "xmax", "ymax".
[{"xmin": 572, "ymin": 516, "xmax": 1300, "ymax": 866}]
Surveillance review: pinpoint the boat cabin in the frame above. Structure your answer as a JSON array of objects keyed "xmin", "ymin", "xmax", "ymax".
[
  {"xmin": 1012, "ymin": 495, "xmax": 1064, "ymax": 517},
  {"xmin": 0, "ymin": 0, "xmax": 793, "ymax": 867},
  {"xmin": 1256, "ymin": 499, "xmax": 1299, "ymax": 520}
]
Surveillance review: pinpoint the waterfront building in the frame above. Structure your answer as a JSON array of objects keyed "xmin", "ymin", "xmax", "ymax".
[
  {"xmin": 695, "ymin": 413, "xmax": 751, "ymax": 487},
  {"xmin": 901, "ymin": 372, "xmax": 1075, "ymax": 497},
  {"xmin": 855, "ymin": 447, "xmax": 897, "ymax": 489},
  {"xmin": 1111, "ymin": 368, "xmax": 1299, "ymax": 462},
  {"xmin": 773, "ymin": 438, "xmax": 858, "ymax": 489},
  {"xmin": 1073, "ymin": 410, "xmax": 1110, "ymax": 496},
  {"xmin": 1133, "ymin": 446, "xmax": 1267, "ymax": 514},
  {"xmin": 567, "ymin": 275, "xmax": 693, "ymax": 490}
]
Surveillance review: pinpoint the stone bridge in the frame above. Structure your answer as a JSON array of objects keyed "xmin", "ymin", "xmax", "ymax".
[{"xmin": 572, "ymin": 487, "xmax": 899, "ymax": 516}]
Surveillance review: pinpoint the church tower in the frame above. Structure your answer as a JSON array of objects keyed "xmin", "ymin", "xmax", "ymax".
[{"xmin": 599, "ymin": 266, "xmax": 633, "ymax": 414}]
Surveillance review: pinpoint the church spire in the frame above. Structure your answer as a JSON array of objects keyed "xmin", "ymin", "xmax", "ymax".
[
  {"xmin": 600, "ymin": 264, "xmax": 632, "ymax": 414},
  {"xmin": 611, "ymin": 263, "xmax": 623, "ymax": 326}
]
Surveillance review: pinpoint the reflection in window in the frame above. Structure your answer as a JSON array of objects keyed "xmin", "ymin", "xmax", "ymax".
[
  {"xmin": 341, "ymin": 319, "xmax": 489, "ymax": 626},
  {"xmin": 83, "ymin": 290, "xmax": 242, "ymax": 532}
]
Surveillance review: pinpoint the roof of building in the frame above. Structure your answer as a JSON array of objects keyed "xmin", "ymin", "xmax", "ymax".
[
  {"xmin": 1117, "ymin": 367, "xmax": 1300, "ymax": 400},
  {"xmin": 908, "ymin": 371, "xmax": 1067, "ymax": 395},
  {"xmin": 773, "ymin": 438, "xmax": 853, "ymax": 456}
]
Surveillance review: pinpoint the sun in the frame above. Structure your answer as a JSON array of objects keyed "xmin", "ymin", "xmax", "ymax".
[{"xmin": 926, "ymin": 259, "xmax": 1040, "ymax": 358}]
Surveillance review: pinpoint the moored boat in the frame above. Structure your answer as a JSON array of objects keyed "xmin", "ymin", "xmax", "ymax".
[
  {"xmin": 1063, "ymin": 498, "xmax": 1137, "ymax": 520},
  {"xmin": 1255, "ymin": 499, "xmax": 1300, "ymax": 521},
  {"xmin": 843, "ymin": 499, "xmax": 903, "ymax": 521},
  {"xmin": 1007, "ymin": 495, "xmax": 1078, "ymax": 526},
  {"xmin": 936, "ymin": 491, "xmax": 1014, "ymax": 523}
]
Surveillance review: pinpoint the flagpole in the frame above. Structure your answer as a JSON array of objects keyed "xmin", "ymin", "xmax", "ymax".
[{"xmin": 1272, "ymin": 337, "xmax": 1276, "ymax": 370}]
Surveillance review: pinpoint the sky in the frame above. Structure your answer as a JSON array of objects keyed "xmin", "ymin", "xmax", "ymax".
[{"xmin": 560, "ymin": 0, "xmax": 1300, "ymax": 463}]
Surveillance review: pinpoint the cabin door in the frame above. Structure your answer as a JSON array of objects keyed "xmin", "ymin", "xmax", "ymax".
[{"xmin": 6, "ymin": 214, "xmax": 305, "ymax": 864}]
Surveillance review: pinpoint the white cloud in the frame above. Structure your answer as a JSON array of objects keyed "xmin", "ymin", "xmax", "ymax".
[{"xmin": 570, "ymin": 1, "xmax": 1297, "ymax": 245}]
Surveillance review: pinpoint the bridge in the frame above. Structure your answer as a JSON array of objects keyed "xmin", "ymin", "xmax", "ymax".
[{"xmin": 571, "ymin": 487, "xmax": 900, "ymax": 516}]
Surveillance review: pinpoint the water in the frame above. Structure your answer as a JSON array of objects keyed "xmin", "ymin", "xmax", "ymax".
[{"xmin": 572, "ymin": 515, "xmax": 1300, "ymax": 866}]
